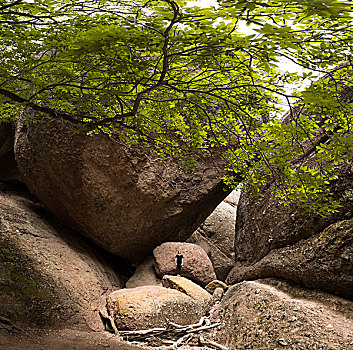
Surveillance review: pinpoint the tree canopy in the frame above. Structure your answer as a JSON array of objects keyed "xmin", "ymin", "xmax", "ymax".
[{"xmin": 1, "ymin": 0, "xmax": 353, "ymax": 214}]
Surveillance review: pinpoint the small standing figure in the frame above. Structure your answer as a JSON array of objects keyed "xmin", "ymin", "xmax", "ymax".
[{"xmin": 175, "ymin": 251, "xmax": 183, "ymax": 276}]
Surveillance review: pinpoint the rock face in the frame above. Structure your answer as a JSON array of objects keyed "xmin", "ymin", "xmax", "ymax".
[
  {"xmin": 14, "ymin": 116, "xmax": 229, "ymax": 261},
  {"xmin": 210, "ymin": 279, "xmax": 353, "ymax": 350},
  {"xmin": 153, "ymin": 242, "xmax": 216, "ymax": 286},
  {"xmin": 0, "ymin": 185, "xmax": 124, "ymax": 330},
  {"xmin": 125, "ymin": 256, "xmax": 162, "ymax": 288},
  {"xmin": 235, "ymin": 160, "xmax": 353, "ymax": 264},
  {"xmin": 0, "ymin": 123, "xmax": 21, "ymax": 182},
  {"xmin": 188, "ymin": 196, "xmax": 237, "ymax": 280},
  {"xmin": 106, "ymin": 286, "xmax": 204, "ymax": 330},
  {"xmin": 196, "ymin": 200, "xmax": 235, "ymax": 259},
  {"xmin": 227, "ymin": 218, "xmax": 353, "ymax": 300}
]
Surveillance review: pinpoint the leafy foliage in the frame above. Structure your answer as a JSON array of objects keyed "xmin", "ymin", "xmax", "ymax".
[{"xmin": 0, "ymin": 0, "xmax": 353, "ymax": 214}]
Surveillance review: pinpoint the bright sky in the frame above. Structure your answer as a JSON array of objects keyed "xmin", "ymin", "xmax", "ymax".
[{"xmin": 187, "ymin": 0, "xmax": 303, "ymax": 110}]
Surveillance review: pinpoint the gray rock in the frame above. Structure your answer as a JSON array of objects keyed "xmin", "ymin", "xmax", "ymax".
[
  {"xmin": 194, "ymin": 201, "xmax": 235, "ymax": 258},
  {"xmin": 223, "ymin": 190, "xmax": 240, "ymax": 207},
  {"xmin": 227, "ymin": 218, "xmax": 353, "ymax": 300},
  {"xmin": 153, "ymin": 242, "xmax": 217, "ymax": 286},
  {"xmin": 14, "ymin": 116, "xmax": 229, "ymax": 261},
  {"xmin": 235, "ymin": 159, "xmax": 353, "ymax": 264},
  {"xmin": 187, "ymin": 231, "xmax": 234, "ymax": 281},
  {"xmin": 188, "ymin": 200, "xmax": 236, "ymax": 280},
  {"xmin": 0, "ymin": 189, "xmax": 124, "ymax": 330}
]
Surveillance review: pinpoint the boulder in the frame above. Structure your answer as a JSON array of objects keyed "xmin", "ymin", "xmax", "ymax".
[
  {"xmin": 106, "ymin": 286, "xmax": 205, "ymax": 330},
  {"xmin": 14, "ymin": 116, "xmax": 229, "ymax": 261},
  {"xmin": 227, "ymin": 218, "xmax": 353, "ymax": 300},
  {"xmin": 0, "ymin": 186, "xmax": 124, "ymax": 330},
  {"xmin": 125, "ymin": 256, "xmax": 162, "ymax": 288},
  {"xmin": 162, "ymin": 275, "xmax": 213, "ymax": 309},
  {"xmin": 0, "ymin": 123, "xmax": 21, "ymax": 182},
  {"xmin": 187, "ymin": 231, "xmax": 234, "ymax": 281},
  {"xmin": 209, "ymin": 279, "xmax": 353, "ymax": 350},
  {"xmin": 188, "ymin": 199, "xmax": 236, "ymax": 280},
  {"xmin": 153, "ymin": 242, "xmax": 216, "ymax": 286},
  {"xmin": 235, "ymin": 160, "xmax": 353, "ymax": 264}
]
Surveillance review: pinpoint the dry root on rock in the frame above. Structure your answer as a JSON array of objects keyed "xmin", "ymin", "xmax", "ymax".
[{"xmin": 116, "ymin": 315, "xmax": 229, "ymax": 349}]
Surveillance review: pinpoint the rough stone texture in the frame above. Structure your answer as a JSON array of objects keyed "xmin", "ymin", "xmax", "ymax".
[
  {"xmin": 106, "ymin": 286, "xmax": 204, "ymax": 330},
  {"xmin": 205, "ymin": 280, "xmax": 228, "ymax": 294},
  {"xmin": 188, "ymin": 200, "xmax": 236, "ymax": 280},
  {"xmin": 153, "ymin": 242, "xmax": 216, "ymax": 286},
  {"xmin": 235, "ymin": 159, "xmax": 353, "ymax": 264},
  {"xmin": 125, "ymin": 256, "xmax": 162, "ymax": 288},
  {"xmin": 223, "ymin": 190, "xmax": 240, "ymax": 207},
  {"xmin": 162, "ymin": 275, "xmax": 213, "ymax": 309},
  {"xmin": 0, "ymin": 185, "xmax": 124, "ymax": 330},
  {"xmin": 227, "ymin": 218, "xmax": 353, "ymax": 300},
  {"xmin": 187, "ymin": 231, "xmax": 234, "ymax": 281},
  {"xmin": 192, "ymin": 201, "xmax": 235, "ymax": 259},
  {"xmin": 0, "ymin": 123, "xmax": 21, "ymax": 182},
  {"xmin": 212, "ymin": 287, "xmax": 224, "ymax": 301},
  {"xmin": 14, "ymin": 116, "xmax": 229, "ymax": 262},
  {"xmin": 209, "ymin": 279, "xmax": 353, "ymax": 350}
]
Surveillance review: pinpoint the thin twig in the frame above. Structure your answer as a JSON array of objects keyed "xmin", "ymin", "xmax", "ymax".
[{"xmin": 199, "ymin": 335, "xmax": 230, "ymax": 350}]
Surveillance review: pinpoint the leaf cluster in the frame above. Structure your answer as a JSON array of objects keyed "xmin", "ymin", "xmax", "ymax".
[{"xmin": 0, "ymin": 0, "xmax": 352, "ymax": 213}]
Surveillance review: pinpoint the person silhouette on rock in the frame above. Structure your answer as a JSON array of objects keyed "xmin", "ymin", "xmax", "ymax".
[{"xmin": 175, "ymin": 251, "xmax": 183, "ymax": 276}]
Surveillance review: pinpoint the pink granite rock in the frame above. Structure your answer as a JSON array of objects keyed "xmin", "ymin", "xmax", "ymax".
[{"xmin": 153, "ymin": 242, "xmax": 216, "ymax": 286}]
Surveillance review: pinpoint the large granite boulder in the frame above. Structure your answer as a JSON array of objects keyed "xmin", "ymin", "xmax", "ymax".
[
  {"xmin": 0, "ymin": 123, "xmax": 21, "ymax": 182},
  {"xmin": 188, "ymin": 230, "xmax": 234, "ymax": 281},
  {"xmin": 153, "ymin": 242, "xmax": 217, "ymax": 286},
  {"xmin": 227, "ymin": 218, "xmax": 353, "ymax": 300},
  {"xmin": 210, "ymin": 279, "xmax": 353, "ymax": 349},
  {"xmin": 0, "ymin": 184, "xmax": 124, "ymax": 330},
  {"xmin": 188, "ymin": 193, "xmax": 238, "ymax": 280},
  {"xmin": 106, "ymin": 285, "xmax": 205, "ymax": 330},
  {"xmin": 235, "ymin": 160, "xmax": 353, "ymax": 264},
  {"xmin": 14, "ymin": 116, "xmax": 229, "ymax": 262}
]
